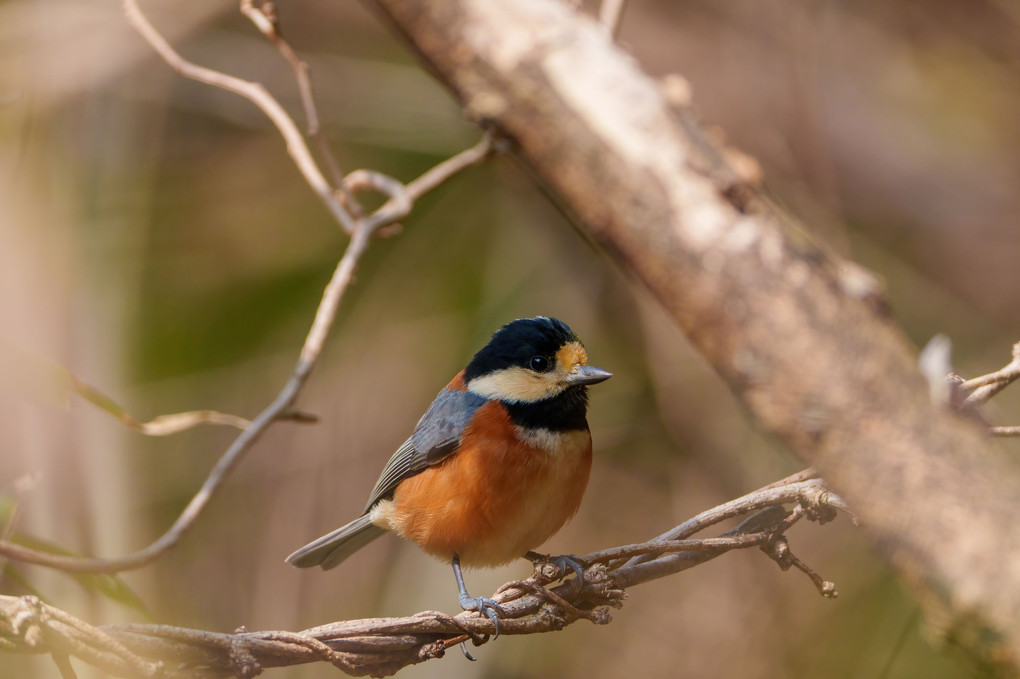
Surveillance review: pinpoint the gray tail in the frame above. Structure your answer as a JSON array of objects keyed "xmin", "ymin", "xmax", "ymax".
[{"xmin": 285, "ymin": 514, "xmax": 386, "ymax": 570}]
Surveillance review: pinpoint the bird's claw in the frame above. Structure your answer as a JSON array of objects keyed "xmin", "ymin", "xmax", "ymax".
[
  {"xmin": 550, "ymin": 554, "xmax": 588, "ymax": 583},
  {"xmin": 527, "ymin": 551, "xmax": 588, "ymax": 586},
  {"xmin": 459, "ymin": 594, "xmax": 506, "ymax": 637}
]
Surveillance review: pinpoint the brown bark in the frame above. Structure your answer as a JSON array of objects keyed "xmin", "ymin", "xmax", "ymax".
[{"xmin": 364, "ymin": 0, "xmax": 1020, "ymax": 672}]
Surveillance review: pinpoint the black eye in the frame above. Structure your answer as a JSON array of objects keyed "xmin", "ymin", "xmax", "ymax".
[{"xmin": 529, "ymin": 356, "xmax": 550, "ymax": 372}]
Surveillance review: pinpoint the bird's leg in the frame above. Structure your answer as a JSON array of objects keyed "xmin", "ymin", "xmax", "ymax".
[
  {"xmin": 452, "ymin": 554, "xmax": 506, "ymax": 637},
  {"xmin": 525, "ymin": 550, "xmax": 588, "ymax": 585}
]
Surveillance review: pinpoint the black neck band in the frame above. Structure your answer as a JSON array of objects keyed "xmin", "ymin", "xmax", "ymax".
[{"xmin": 503, "ymin": 386, "xmax": 590, "ymax": 431}]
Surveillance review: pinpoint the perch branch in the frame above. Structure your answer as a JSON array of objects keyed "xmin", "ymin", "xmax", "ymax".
[{"xmin": 0, "ymin": 472, "xmax": 842, "ymax": 677}]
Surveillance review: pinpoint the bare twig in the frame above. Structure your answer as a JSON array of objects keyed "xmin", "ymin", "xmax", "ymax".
[
  {"xmin": 345, "ymin": 129, "xmax": 500, "ymax": 234},
  {"xmin": 760, "ymin": 532, "xmax": 838, "ymax": 598},
  {"xmin": 0, "ymin": 472, "xmax": 843, "ymax": 677},
  {"xmin": 0, "ymin": 340, "xmax": 254, "ymax": 436},
  {"xmin": 70, "ymin": 378, "xmax": 253, "ymax": 434},
  {"xmin": 121, "ymin": 0, "xmax": 357, "ymax": 234},
  {"xmin": 632, "ymin": 473, "xmax": 828, "ymax": 548},
  {"xmin": 990, "ymin": 426, "xmax": 1020, "ymax": 437},
  {"xmin": 961, "ymin": 341, "xmax": 1020, "ymax": 407},
  {"xmin": 239, "ymin": 0, "xmax": 351, "ymax": 204}
]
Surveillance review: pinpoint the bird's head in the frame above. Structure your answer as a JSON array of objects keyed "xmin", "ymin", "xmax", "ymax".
[{"xmin": 463, "ymin": 317, "xmax": 612, "ymax": 404}]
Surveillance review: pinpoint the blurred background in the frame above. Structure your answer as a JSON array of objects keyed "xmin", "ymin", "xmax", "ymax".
[{"xmin": 1, "ymin": 0, "xmax": 1018, "ymax": 677}]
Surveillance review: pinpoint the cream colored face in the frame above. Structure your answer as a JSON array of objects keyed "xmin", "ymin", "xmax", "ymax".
[{"xmin": 466, "ymin": 341, "xmax": 589, "ymax": 404}]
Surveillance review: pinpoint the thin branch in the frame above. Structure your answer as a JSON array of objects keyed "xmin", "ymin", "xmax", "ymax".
[
  {"xmin": 961, "ymin": 341, "xmax": 1020, "ymax": 406},
  {"xmin": 586, "ymin": 532, "xmax": 780, "ymax": 564},
  {"xmin": 634, "ymin": 473, "xmax": 831, "ymax": 546},
  {"xmin": 346, "ymin": 129, "xmax": 500, "ymax": 234},
  {"xmin": 404, "ymin": 128, "xmax": 501, "ymax": 200},
  {"xmin": 610, "ymin": 500, "xmax": 811, "ymax": 590},
  {"xmin": 0, "ymin": 340, "xmax": 254, "ymax": 436},
  {"xmin": 121, "ymin": 0, "xmax": 358, "ymax": 234},
  {"xmin": 239, "ymin": 0, "xmax": 352, "ymax": 205},
  {"xmin": 932, "ymin": 339, "xmax": 1020, "ymax": 437},
  {"xmin": 0, "ymin": 472, "xmax": 844, "ymax": 677},
  {"xmin": 760, "ymin": 532, "xmax": 838, "ymax": 598},
  {"xmin": 70, "ymin": 374, "xmax": 254, "ymax": 433}
]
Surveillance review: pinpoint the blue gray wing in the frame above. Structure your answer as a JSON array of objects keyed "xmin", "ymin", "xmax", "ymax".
[{"xmin": 362, "ymin": 388, "xmax": 487, "ymax": 512}]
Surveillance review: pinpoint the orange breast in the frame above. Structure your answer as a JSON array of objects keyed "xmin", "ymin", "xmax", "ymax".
[{"xmin": 386, "ymin": 402, "xmax": 592, "ymax": 567}]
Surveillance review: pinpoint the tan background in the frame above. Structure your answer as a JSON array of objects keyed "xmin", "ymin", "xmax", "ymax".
[{"xmin": 1, "ymin": 1, "xmax": 1018, "ymax": 677}]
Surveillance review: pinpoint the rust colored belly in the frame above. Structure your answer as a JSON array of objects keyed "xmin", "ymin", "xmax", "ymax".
[{"xmin": 382, "ymin": 402, "xmax": 592, "ymax": 566}]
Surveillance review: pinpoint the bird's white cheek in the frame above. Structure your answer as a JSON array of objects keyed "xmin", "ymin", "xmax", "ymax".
[{"xmin": 467, "ymin": 367, "xmax": 562, "ymax": 403}]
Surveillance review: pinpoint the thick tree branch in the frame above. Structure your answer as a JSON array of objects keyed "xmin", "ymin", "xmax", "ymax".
[{"xmin": 363, "ymin": 0, "xmax": 1020, "ymax": 671}]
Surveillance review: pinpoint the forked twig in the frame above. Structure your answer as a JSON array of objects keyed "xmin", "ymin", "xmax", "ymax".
[
  {"xmin": 951, "ymin": 340, "xmax": 1020, "ymax": 435},
  {"xmin": 960, "ymin": 341, "xmax": 1020, "ymax": 407},
  {"xmin": 239, "ymin": 0, "xmax": 351, "ymax": 203},
  {"xmin": 121, "ymin": 0, "xmax": 357, "ymax": 234}
]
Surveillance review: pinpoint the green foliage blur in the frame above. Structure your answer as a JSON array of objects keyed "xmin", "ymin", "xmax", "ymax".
[{"xmin": 1, "ymin": 1, "xmax": 1017, "ymax": 678}]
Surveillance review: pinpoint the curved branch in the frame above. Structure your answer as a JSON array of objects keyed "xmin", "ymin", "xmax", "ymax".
[
  {"xmin": 121, "ymin": 0, "xmax": 357, "ymax": 234},
  {"xmin": 961, "ymin": 341, "xmax": 1020, "ymax": 406},
  {"xmin": 240, "ymin": 0, "xmax": 351, "ymax": 197}
]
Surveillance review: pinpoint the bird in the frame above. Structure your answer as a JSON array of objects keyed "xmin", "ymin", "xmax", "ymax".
[{"xmin": 285, "ymin": 316, "xmax": 611, "ymax": 634}]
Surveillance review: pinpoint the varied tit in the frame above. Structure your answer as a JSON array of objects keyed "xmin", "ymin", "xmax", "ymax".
[{"xmin": 286, "ymin": 316, "xmax": 612, "ymax": 632}]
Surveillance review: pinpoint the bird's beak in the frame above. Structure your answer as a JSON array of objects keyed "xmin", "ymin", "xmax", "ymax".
[{"xmin": 565, "ymin": 365, "xmax": 613, "ymax": 386}]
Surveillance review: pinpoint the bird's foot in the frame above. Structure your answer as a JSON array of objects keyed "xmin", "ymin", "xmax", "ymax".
[
  {"xmin": 459, "ymin": 592, "xmax": 506, "ymax": 636},
  {"xmin": 525, "ymin": 551, "xmax": 588, "ymax": 586}
]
